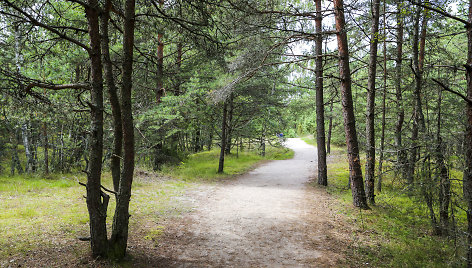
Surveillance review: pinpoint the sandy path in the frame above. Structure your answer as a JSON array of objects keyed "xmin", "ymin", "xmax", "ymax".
[{"xmin": 155, "ymin": 138, "xmax": 348, "ymax": 267}]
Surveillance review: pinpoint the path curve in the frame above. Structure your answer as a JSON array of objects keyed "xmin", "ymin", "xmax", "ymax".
[{"xmin": 156, "ymin": 138, "xmax": 348, "ymax": 267}]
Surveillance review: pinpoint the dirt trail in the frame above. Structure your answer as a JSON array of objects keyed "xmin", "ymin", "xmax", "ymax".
[{"xmin": 155, "ymin": 138, "xmax": 350, "ymax": 267}]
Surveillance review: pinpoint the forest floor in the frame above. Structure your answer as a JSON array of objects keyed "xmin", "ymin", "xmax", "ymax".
[{"xmin": 1, "ymin": 138, "xmax": 360, "ymax": 267}]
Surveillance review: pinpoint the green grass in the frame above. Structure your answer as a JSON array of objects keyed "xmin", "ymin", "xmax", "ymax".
[
  {"xmin": 0, "ymin": 144, "xmax": 293, "ymax": 263},
  {"xmin": 0, "ymin": 171, "xmax": 194, "ymax": 260},
  {"xmin": 302, "ymin": 135, "xmax": 465, "ymax": 267},
  {"xmin": 161, "ymin": 146, "xmax": 294, "ymax": 181}
]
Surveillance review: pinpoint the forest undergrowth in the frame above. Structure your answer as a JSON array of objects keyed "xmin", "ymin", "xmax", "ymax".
[
  {"xmin": 0, "ymin": 145, "xmax": 292, "ymax": 266},
  {"xmin": 303, "ymin": 134, "xmax": 467, "ymax": 267}
]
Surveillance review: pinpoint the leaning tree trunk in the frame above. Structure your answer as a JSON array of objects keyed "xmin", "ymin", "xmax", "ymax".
[
  {"xmin": 84, "ymin": 0, "xmax": 108, "ymax": 258},
  {"xmin": 218, "ymin": 101, "xmax": 228, "ymax": 174},
  {"xmin": 100, "ymin": 1, "xmax": 123, "ymax": 192},
  {"xmin": 365, "ymin": 0, "xmax": 381, "ymax": 204},
  {"xmin": 315, "ymin": 0, "xmax": 327, "ymax": 186},
  {"xmin": 110, "ymin": 0, "xmax": 136, "ymax": 259},
  {"xmin": 334, "ymin": 0, "xmax": 369, "ymax": 209}
]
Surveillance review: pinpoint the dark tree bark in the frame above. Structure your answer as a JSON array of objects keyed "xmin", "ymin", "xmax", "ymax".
[
  {"xmin": 10, "ymin": 131, "xmax": 23, "ymax": 175},
  {"xmin": 218, "ymin": 101, "xmax": 228, "ymax": 174},
  {"xmin": 334, "ymin": 0, "xmax": 369, "ymax": 209},
  {"xmin": 84, "ymin": 0, "xmax": 108, "ymax": 258},
  {"xmin": 365, "ymin": 0, "xmax": 381, "ymax": 204},
  {"xmin": 377, "ymin": 1, "xmax": 387, "ymax": 193},
  {"xmin": 315, "ymin": 0, "xmax": 327, "ymax": 186},
  {"xmin": 156, "ymin": 0, "xmax": 165, "ymax": 104},
  {"xmin": 327, "ymin": 101, "xmax": 333, "ymax": 155},
  {"xmin": 436, "ymin": 88, "xmax": 450, "ymax": 236},
  {"xmin": 225, "ymin": 93, "xmax": 234, "ymax": 155},
  {"xmin": 110, "ymin": 0, "xmax": 136, "ymax": 259},
  {"xmin": 100, "ymin": 0, "xmax": 123, "ymax": 192},
  {"xmin": 394, "ymin": 0, "xmax": 407, "ymax": 183},
  {"xmin": 464, "ymin": 1, "xmax": 472, "ymax": 264},
  {"xmin": 42, "ymin": 122, "xmax": 49, "ymax": 174},
  {"xmin": 408, "ymin": 6, "xmax": 427, "ymax": 185},
  {"xmin": 22, "ymin": 122, "xmax": 34, "ymax": 172},
  {"xmin": 175, "ymin": 42, "xmax": 183, "ymax": 96}
]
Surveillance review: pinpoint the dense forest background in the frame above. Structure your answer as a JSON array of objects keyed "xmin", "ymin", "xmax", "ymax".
[{"xmin": 1, "ymin": 0, "xmax": 472, "ymax": 266}]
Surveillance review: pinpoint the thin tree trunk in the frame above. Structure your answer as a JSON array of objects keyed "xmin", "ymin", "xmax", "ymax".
[
  {"xmin": 436, "ymin": 87, "xmax": 450, "ymax": 235},
  {"xmin": 43, "ymin": 122, "xmax": 49, "ymax": 174},
  {"xmin": 60, "ymin": 124, "xmax": 64, "ymax": 172},
  {"xmin": 315, "ymin": 0, "xmax": 327, "ymax": 186},
  {"xmin": 218, "ymin": 101, "xmax": 228, "ymax": 174},
  {"xmin": 377, "ymin": 0, "xmax": 387, "ymax": 193},
  {"xmin": 408, "ymin": 5, "xmax": 427, "ymax": 185},
  {"xmin": 100, "ymin": 1, "xmax": 123, "ymax": 192},
  {"xmin": 327, "ymin": 101, "xmax": 333, "ymax": 155},
  {"xmin": 365, "ymin": 0, "xmax": 381, "ymax": 203},
  {"xmin": 85, "ymin": 0, "xmax": 108, "ymax": 258},
  {"xmin": 225, "ymin": 93, "xmax": 234, "ymax": 155},
  {"xmin": 334, "ymin": 0, "xmax": 369, "ymax": 209},
  {"xmin": 10, "ymin": 131, "xmax": 23, "ymax": 175},
  {"xmin": 395, "ymin": 1, "xmax": 406, "ymax": 181},
  {"xmin": 156, "ymin": 0, "xmax": 165, "ymax": 104},
  {"xmin": 175, "ymin": 42, "xmax": 182, "ymax": 96},
  {"xmin": 110, "ymin": 0, "xmax": 136, "ymax": 259},
  {"xmin": 21, "ymin": 123, "xmax": 33, "ymax": 173}
]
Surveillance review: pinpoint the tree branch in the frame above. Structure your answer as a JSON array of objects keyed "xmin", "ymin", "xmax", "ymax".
[
  {"xmin": 406, "ymin": 0, "xmax": 470, "ymax": 26},
  {"xmin": 432, "ymin": 78, "xmax": 472, "ymax": 105},
  {"xmin": 25, "ymin": 82, "xmax": 90, "ymax": 92},
  {"xmin": 3, "ymin": 0, "xmax": 90, "ymax": 52}
]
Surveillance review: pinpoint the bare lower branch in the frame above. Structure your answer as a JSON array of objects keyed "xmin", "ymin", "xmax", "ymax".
[
  {"xmin": 406, "ymin": 0, "xmax": 470, "ymax": 26},
  {"xmin": 25, "ymin": 82, "xmax": 90, "ymax": 92},
  {"xmin": 432, "ymin": 78, "xmax": 472, "ymax": 105}
]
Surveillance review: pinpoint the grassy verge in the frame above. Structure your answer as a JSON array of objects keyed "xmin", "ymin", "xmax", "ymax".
[
  {"xmin": 161, "ymin": 145, "xmax": 294, "ymax": 181},
  {"xmin": 303, "ymin": 136, "xmax": 465, "ymax": 267},
  {"xmin": 0, "ymin": 144, "xmax": 293, "ymax": 265},
  {"xmin": 0, "ymin": 171, "xmax": 193, "ymax": 264}
]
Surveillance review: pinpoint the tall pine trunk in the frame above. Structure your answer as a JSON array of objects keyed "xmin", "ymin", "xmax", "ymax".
[
  {"xmin": 463, "ymin": 1, "xmax": 472, "ymax": 264},
  {"xmin": 156, "ymin": 0, "xmax": 165, "ymax": 104},
  {"xmin": 100, "ymin": 1, "xmax": 123, "ymax": 192},
  {"xmin": 394, "ymin": 0, "xmax": 406, "ymax": 183},
  {"xmin": 365, "ymin": 0, "xmax": 381, "ymax": 204},
  {"xmin": 110, "ymin": 0, "xmax": 136, "ymax": 259},
  {"xmin": 408, "ymin": 5, "xmax": 427, "ymax": 185},
  {"xmin": 315, "ymin": 0, "xmax": 327, "ymax": 186},
  {"xmin": 84, "ymin": 0, "xmax": 108, "ymax": 258},
  {"xmin": 334, "ymin": 0, "xmax": 369, "ymax": 209},
  {"xmin": 377, "ymin": 1, "xmax": 387, "ymax": 193}
]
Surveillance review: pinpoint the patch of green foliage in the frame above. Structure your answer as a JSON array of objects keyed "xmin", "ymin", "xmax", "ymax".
[
  {"xmin": 303, "ymin": 136, "xmax": 464, "ymax": 267},
  {"xmin": 161, "ymin": 145, "xmax": 294, "ymax": 181}
]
